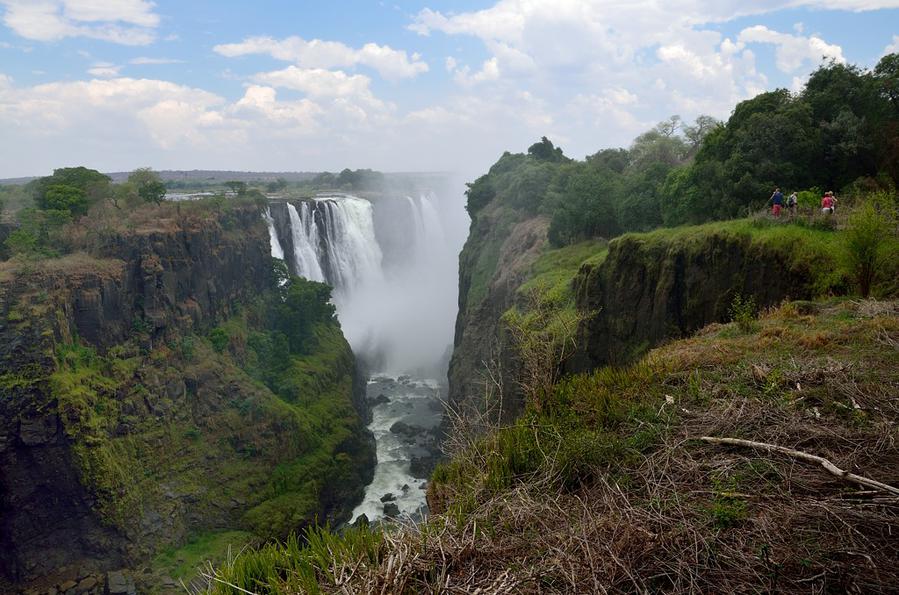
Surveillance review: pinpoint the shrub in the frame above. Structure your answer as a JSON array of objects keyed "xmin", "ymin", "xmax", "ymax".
[
  {"xmin": 843, "ymin": 192, "xmax": 898, "ymax": 297},
  {"xmin": 209, "ymin": 327, "xmax": 229, "ymax": 353},
  {"xmin": 729, "ymin": 294, "xmax": 758, "ymax": 333}
]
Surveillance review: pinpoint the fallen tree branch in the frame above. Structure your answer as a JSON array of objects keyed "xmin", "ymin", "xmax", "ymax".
[{"xmin": 699, "ymin": 436, "xmax": 899, "ymax": 497}]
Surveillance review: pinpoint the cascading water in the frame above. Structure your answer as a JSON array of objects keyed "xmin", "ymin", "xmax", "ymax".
[
  {"xmin": 267, "ymin": 190, "xmax": 467, "ymax": 522},
  {"xmin": 286, "ymin": 202, "xmax": 325, "ymax": 282},
  {"xmin": 263, "ymin": 207, "xmax": 284, "ymax": 260},
  {"xmin": 317, "ymin": 198, "xmax": 383, "ymax": 294}
]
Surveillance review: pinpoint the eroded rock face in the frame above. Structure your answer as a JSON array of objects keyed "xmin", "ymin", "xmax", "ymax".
[
  {"xmin": 447, "ymin": 207, "xmax": 549, "ymax": 420},
  {"xmin": 571, "ymin": 230, "xmax": 836, "ymax": 370},
  {"xmin": 448, "ymin": 208, "xmax": 843, "ymax": 420},
  {"xmin": 0, "ymin": 205, "xmax": 374, "ymax": 588}
]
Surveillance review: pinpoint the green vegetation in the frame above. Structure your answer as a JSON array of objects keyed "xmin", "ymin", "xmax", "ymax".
[
  {"xmin": 199, "ymin": 273, "xmax": 369, "ymax": 539},
  {"xmin": 162, "ymin": 168, "xmax": 389, "ymax": 197},
  {"xmin": 465, "ymin": 55, "xmax": 899, "ymax": 249},
  {"xmin": 1, "ymin": 258, "xmax": 371, "ymax": 584},
  {"xmin": 519, "ymin": 239, "xmax": 607, "ymax": 303},
  {"xmin": 153, "ymin": 530, "xmax": 256, "ymax": 582},
  {"xmin": 128, "ymin": 167, "xmax": 167, "ymax": 205},
  {"xmin": 728, "ymin": 294, "xmax": 758, "ymax": 334},
  {"xmin": 206, "ymin": 525, "xmax": 383, "ymax": 594},
  {"xmin": 843, "ymin": 191, "xmax": 898, "ymax": 296},
  {"xmin": 1, "ymin": 165, "xmax": 271, "ymax": 260}
]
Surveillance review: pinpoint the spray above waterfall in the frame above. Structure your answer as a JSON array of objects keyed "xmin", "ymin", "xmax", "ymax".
[{"xmin": 267, "ymin": 190, "xmax": 466, "ymax": 376}]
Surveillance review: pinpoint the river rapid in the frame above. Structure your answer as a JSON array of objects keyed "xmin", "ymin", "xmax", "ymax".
[{"xmin": 350, "ymin": 374, "xmax": 444, "ymax": 523}]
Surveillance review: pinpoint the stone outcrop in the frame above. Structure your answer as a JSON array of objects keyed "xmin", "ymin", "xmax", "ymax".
[
  {"xmin": 571, "ymin": 229, "xmax": 845, "ymax": 370},
  {"xmin": 447, "ymin": 203, "xmax": 548, "ymax": 419}
]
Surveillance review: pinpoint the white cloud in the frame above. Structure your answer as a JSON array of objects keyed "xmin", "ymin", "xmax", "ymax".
[
  {"xmin": 402, "ymin": 0, "xmax": 887, "ymax": 160},
  {"xmin": 0, "ymin": 0, "xmax": 159, "ymax": 45},
  {"xmin": 738, "ymin": 25, "xmax": 845, "ymax": 72},
  {"xmin": 448, "ymin": 57, "xmax": 501, "ymax": 86},
  {"xmin": 886, "ymin": 34, "xmax": 899, "ymax": 55},
  {"xmin": 130, "ymin": 57, "xmax": 185, "ymax": 65},
  {"xmin": 0, "ymin": 73, "xmax": 399, "ymax": 175},
  {"xmin": 251, "ymin": 66, "xmax": 372, "ymax": 98},
  {"xmin": 213, "ymin": 35, "xmax": 428, "ymax": 80},
  {"xmin": 87, "ymin": 61, "xmax": 120, "ymax": 77},
  {"xmin": 2, "ymin": 0, "xmax": 899, "ymax": 178}
]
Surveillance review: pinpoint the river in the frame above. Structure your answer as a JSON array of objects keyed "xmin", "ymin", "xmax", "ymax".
[{"xmin": 350, "ymin": 374, "xmax": 444, "ymax": 523}]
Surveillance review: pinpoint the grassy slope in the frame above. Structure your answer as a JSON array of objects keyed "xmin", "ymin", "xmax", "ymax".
[{"xmin": 207, "ymin": 298, "xmax": 899, "ymax": 593}]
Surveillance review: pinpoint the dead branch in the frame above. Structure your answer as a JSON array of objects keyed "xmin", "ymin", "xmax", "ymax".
[{"xmin": 699, "ymin": 436, "xmax": 899, "ymax": 496}]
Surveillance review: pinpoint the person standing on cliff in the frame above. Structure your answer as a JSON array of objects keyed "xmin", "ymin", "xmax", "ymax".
[
  {"xmin": 821, "ymin": 191, "xmax": 835, "ymax": 214},
  {"xmin": 787, "ymin": 192, "xmax": 798, "ymax": 216},
  {"xmin": 770, "ymin": 187, "xmax": 784, "ymax": 217}
]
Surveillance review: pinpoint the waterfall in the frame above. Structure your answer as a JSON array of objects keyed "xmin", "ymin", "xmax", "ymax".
[
  {"xmin": 265, "ymin": 191, "xmax": 461, "ymax": 374},
  {"xmin": 263, "ymin": 207, "xmax": 284, "ymax": 260},
  {"xmin": 317, "ymin": 197, "xmax": 384, "ymax": 294},
  {"xmin": 287, "ymin": 202, "xmax": 325, "ymax": 282},
  {"xmin": 264, "ymin": 188, "xmax": 469, "ymax": 522},
  {"xmin": 406, "ymin": 193, "xmax": 445, "ymax": 264},
  {"xmin": 267, "ymin": 196, "xmax": 384, "ymax": 295}
]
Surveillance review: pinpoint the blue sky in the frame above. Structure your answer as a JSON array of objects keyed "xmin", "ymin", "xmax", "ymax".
[{"xmin": 0, "ymin": 1, "xmax": 897, "ymax": 178}]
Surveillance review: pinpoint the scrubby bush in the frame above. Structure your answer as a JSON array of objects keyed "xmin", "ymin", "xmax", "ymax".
[
  {"xmin": 844, "ymin": 192, "xmax": 898, "ymax": 297},
  {"xmin": 729, "ymin": 294, "xmax": 758, "ymax": 333}
]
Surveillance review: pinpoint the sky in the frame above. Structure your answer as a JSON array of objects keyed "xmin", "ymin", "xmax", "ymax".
[{"xmin": 0, "ymin": 0, "xmax": 897, "ymax": 179}]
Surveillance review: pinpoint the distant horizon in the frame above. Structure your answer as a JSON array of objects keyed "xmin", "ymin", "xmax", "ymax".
[{"xmin": 0, "ymin": 167, "xmax": 459, "ymax": 186}]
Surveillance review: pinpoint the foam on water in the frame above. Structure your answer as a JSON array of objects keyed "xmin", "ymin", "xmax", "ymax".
[{"xmin": 350, "ymin": 375, "xmax": 443, "ymax": 523}]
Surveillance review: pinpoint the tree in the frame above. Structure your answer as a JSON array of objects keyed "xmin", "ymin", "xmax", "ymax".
[
  {"xmin": 465, "ymin": 174, "xmax": 495, "ymax": 215},
  {"xmin": 43, "ymin": 184, "xmax": 89, "ymax": 215},
  {"xmin": 683, "ymin": 115, "xmax": 722, "ymax": 153},
  {"xmin": 225, "ymin": 180, "xmax": 248, "ymax": 196},
  {"xmin": 128, "ymin": 168, "xmax": 167, "ymax": 204},
  {"xmin": 266, "ymin": 178, "xmax": 288, "ymax": 193},
  {"xmin": 274, "ymin": 277, "xmax": 337, "ymax": 354},
  {"xmin": 4, "ymin": 207, "xmax": 71, "ymax": 256},
  {"xmin": 628, "ymin": 119, "xmax": 690, "ymax": 169},
  {"xmin": 527, "ymin": 137, "xmax": 568, "ymax": 163},
  {"xmin": 586, "ymin": 148, "xmax": 629, "ymax": 173},
  {"xmin": 32, "ymin": 166, "xmax": 110, "ymax": 215},
  {"xmin": 874, "ymin": 53, "xmax": 899, "ymax": 113}
]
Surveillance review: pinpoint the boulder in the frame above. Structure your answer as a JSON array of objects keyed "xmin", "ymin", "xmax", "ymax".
[
  {"xmin": 105, "ymin": 571, "xmax": 135, "ymax": 595},
  {"xmin": 76, "ymin": 576, "xmax": 98, "ymax": 593}
]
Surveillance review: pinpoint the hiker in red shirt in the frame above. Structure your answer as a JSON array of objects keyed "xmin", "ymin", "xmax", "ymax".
[{"xmin": 821, "ymin": 191, "xmax": 836, "ymax": 214}]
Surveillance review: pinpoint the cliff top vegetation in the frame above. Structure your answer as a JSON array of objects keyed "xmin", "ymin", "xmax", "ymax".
[
  {"xmin": 465, "ymin": 55, "xmax": 899, "ymax": 248},
  {"xmin": 0, "ymin": 165, "xmax": 269, "ymax": 266}
]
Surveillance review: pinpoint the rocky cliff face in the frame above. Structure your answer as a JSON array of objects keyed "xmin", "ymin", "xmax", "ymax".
[
  {"xmin": 0, "ymin": 205, "xmax": 373, "ymax": 590},
  {"xmin": 448, "ymin": 203, "xmax": 548, "ymax": 419},
  {"xmin": 449, "ymin": 214, "xmax": 848, "ymax": 417},
  {"xmin": 572, "ymin": 228, "xmax": 844, "ymax": 370}
]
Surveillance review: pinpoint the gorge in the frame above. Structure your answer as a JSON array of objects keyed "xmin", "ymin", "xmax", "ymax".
[
  {"xmin": 264, "ymin": 190, "xmax": 468, "ymax": 521},
  {"xmin": 0, "ymin": 179, "xmax": 467, "ymax": 592}
]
